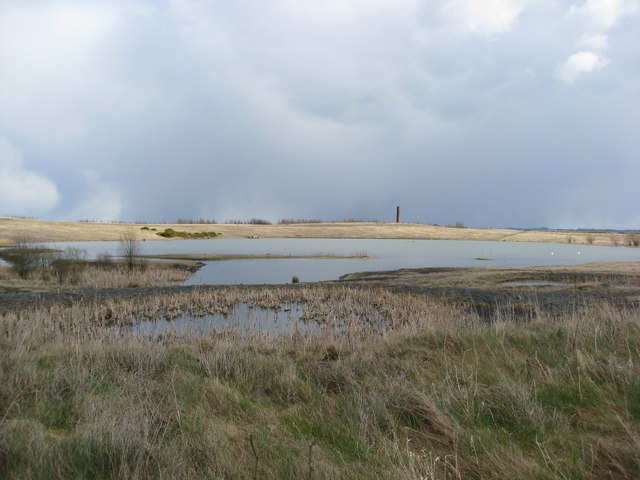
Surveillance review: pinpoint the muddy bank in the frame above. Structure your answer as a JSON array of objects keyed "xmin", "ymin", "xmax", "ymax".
[
  {"xmin": 337, "ymin": 263, "xmax": 640, "ymax": 317},
  {"xmin": 2, "ymin": 263, "xmax": 638, "ymax": 319}
]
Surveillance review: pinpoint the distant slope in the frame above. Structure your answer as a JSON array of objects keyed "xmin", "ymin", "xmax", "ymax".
[{"xmin": 0, "ymin": 217, "xmax": 635, "ymax": 246}]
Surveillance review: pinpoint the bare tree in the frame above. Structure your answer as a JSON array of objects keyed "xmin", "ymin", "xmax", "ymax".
[
  {"xmin": 4, "ymin": 237, "xmax": 50, "ymax": 279},
  {"xmin": 119, "ymin": 229, "xmax": 142, "ymax": 271}
]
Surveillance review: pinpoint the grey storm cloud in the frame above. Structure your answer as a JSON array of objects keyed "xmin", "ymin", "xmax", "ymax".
[{"xmin": 0, "ymin": 0, "xmax": 638, "ymax": 228}]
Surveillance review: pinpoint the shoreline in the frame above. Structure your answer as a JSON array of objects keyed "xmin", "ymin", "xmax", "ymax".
[{"xmin": 2, "ymin": 261, "xmax": 639, "ymax": 316}]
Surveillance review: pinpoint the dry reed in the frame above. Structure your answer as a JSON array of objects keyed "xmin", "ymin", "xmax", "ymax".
[
  {"xmin": 0, "ymin": 263, "xmax": 192, "ymax": 291},
  {"xmin": 1, "ymin": 286, "xmax": 639, "ymax": 479}
]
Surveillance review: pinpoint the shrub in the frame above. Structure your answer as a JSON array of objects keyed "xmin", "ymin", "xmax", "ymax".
[
  {"xmin": 585, "ymin": 233, "xmax": 595, "ymax": 245},
  {"xmin": 156, "ymin": 228, "xmax": 178, "ymax": 238},
  {"xmin": 51, "ymin": 247, "xmax": 87, "ymax": 285},
  {"xmin": 156, "ymin": 229, "xmax": 218, "ymax": 239},
  {"xmin": 2, "ymin": 237, "xmax": 52, "ymax": 279}
]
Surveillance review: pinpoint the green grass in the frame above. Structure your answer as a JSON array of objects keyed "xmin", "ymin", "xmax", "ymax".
[{"xmin": 1, "ymin": 290, "xmax": 639, "ymax": 479}]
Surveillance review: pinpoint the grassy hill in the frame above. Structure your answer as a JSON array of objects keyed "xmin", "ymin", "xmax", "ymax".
[{"xmin": 1, "ymin": 217, "xmax": 636, "ymax": 246}]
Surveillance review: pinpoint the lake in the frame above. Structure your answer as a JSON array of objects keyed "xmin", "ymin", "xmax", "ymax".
[{"xmin": 46, "ymin": 238, "xmax": 640, "ymax": 285}]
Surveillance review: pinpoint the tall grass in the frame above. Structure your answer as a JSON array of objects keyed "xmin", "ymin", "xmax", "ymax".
[
  {"xmin": 0, "ymin": 263, "xmax": 192, "ymax": 291},
  {"xmin": 1, "ymin": 287, "xmax": 639, "ymax": 479},
  {"xmin": 74, "ymin": 264, "xmax": 192, "ymax": 289}
]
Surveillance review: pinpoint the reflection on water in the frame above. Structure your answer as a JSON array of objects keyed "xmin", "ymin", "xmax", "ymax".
[
  {"xmin": 124, "ymin": 302, "xmax": 388, "ymax": 337},
  {"xmin": 0, "ymin": 246, "xmax": 9, "ymax": 267},
  {"xmin": 127, "ymin": 303, "xmax": 309, "ymax": 336},
  {"xmin": 46, "ymin": 238, "xmax": 640, "ymax": 286}
]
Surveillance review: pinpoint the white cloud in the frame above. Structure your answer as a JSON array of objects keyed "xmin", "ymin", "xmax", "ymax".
[
  {"xmin": 441, "ymin": 0, "xmax": 526, "ymax": 37},
  {"xmin": 0, "ymin": 2, "xmax": 158, "ymax": 152},
  {"xmin": 53, "ymin": 5, "xmax": 118, "ymax": 40},
  {"xmin": 565, "ymin": 0, "xmax": 639, "ymax": 65},
  {"xmin": 556, "ymin": 51, "xmax": 610, "ymax": 84},
  {"xmin": 568, "ymin": 0, "xmax": 640, "ymax": 30},
  {"xmin": 0, "ymin": 137, "xmax": 60, "ymax": 215},
  {"xmin": 0, "ymin": 1, "xmax": 638, "ymax": 227},
  {"xmin": 560, "ymin": 1, "xmax": 638, "ymax": 89}
]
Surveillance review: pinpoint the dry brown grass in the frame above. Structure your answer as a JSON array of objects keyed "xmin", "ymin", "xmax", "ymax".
[
  {"xmin": 341, "ymin": 261, "xmax": 640, "ymax": 291},
  {"xmin": 0, "ymin": 262, "xmax": 193, "ymax": 292},
  {"xmin": 75, "ymin": 264, "xmax": 192, "ymax": 289},
  {"xmin": 0, "ymin": 286, "xmax": 466, "ymax": 346},
  {"xmin": 1, "ymin": 217, "xmax": 633, "ymax": 246},
  {"xmin": 1, "ymin": 286, "xmax": 639, "ymax": 479}
]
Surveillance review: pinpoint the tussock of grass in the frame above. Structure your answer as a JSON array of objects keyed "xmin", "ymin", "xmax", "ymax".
[{"xmin": 1, "ymin": 288, "xmax": 639, "ymax": 479}]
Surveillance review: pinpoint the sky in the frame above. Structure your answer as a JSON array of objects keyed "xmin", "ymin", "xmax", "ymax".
[{"xmin": 0, "ymin": 0, "xmax": 638, "ymax": 229}]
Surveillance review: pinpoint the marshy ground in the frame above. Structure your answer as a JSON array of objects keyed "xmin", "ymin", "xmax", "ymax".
[
  {"xmin": 1, "ymin": 248, "xmax": 639, "ymax": 478},
  {"xmin": 2, "ymin": 260, "xmax": 638, "ymax": 319},
  {"xmin": 339, "ymin": 261, "xmax": 640, "ymax": 319}
]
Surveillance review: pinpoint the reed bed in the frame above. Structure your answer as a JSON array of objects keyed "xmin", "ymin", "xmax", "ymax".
[
  {"xmin": 75, "ymin": 264, "xmax": 192, "ymax": 289},
  {"xmin": 0, "ymin": 263, "xmax": 192, "ymax": 291},
  {"xmin": 1, "ymin": 286, "xmax": 468, "ymax": 345},
  {"xmin": 1, "ymin": 286, "xmax": 639, "ymax": 479}
]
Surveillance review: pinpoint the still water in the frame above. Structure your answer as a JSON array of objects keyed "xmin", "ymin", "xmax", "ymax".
[
  {"xmin": 124, "ymin": 302, "xmax": 389, "ymax": 338},
  {"xmin": 46, "ymin": 238, "xmax": 640, "ymax": 285},
  {"xmin": 126, "ymin": 303, "xmax": 314, "ymax": 337}
]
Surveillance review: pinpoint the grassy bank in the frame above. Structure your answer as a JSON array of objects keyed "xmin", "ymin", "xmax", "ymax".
[{"xmin": 1, "ymin": 287, "xmax": 639, "ymax": 479}]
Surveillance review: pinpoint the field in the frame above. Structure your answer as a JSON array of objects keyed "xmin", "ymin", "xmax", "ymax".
[{"xmin": 1, "ymin": 217, "xmax": 637, "ymax": 246}]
